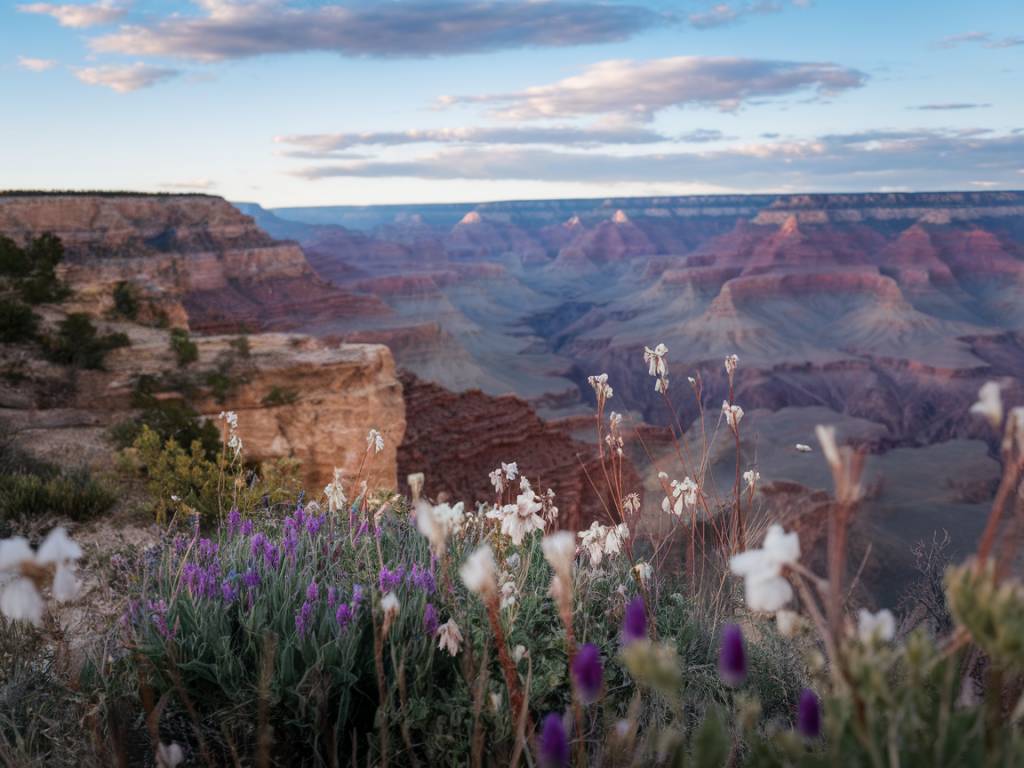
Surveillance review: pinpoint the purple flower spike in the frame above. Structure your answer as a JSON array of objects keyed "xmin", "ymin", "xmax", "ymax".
[
  {"xmin": 221, "ymin": 581, "xmax": 237, "ymax": 604},
  {"xmin": 538, "ymin": 713, "xmax": 569, "ymax": 768},
  {"xmin": 335, "ymin": 603, "xmax": 353, "ymax": 630},
  {"xmin": 241, "ymin": 519, "xmax": 254, "ymax": 537},
  {"xmin": 797, "ymin": 688, "xmax": 822, "ymax": 739},
  {"xmin": 295, "ymin": 600, "xmax": 314, "ymax": 639},
  {"xmin": 227, "ymin": 508, "xmax": 241, "ymax": 537},
  {"xmin": 622, "ymin": 597, "xmax": 647, "ymax": 643},
  {"xmin": 327, "ymin": 586, "xmax": 339, "ymax": 610},
  {"xmin": 423, "ymin": 603, "xmax": 439, "ymax": 636},
  {"xmin": 572, "ymin": 643, "xmax": 603, "ymax": 704},
  {"xmin": 718, "ymin": 623, "xmax": 747, "ymax": 688},
  {"xmin": 306, "ymin": 580, "xmax": 319, "ymax": 602}
]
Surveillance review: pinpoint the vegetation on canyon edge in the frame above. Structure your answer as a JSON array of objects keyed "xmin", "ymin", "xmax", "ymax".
[{"xmin": 3, "ymin": 264, "xmax": 1024, "ymax": 765}]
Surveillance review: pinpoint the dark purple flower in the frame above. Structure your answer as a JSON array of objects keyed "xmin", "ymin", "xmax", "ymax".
[
  {"xmin": 295, "ymin": 600, "xmax": 314, "ymax": 638},
  {"xmin": 351, "ymin": 584, "xmax": 365, "ymax": 609},
  {"xmin": 306, "ymin": 580, "xmax": 319, "ymax": 603},
  {"xmin": 283, "ymin": 528, "xmax": 299, "ymax": 560},
  {"xmin": 327, "ymin": 586, "xmax": 339, "ymax": 610},
  {"xmin": 221, "ymin": 580, "xmax": 238, "ymax": 604},
  {"xmin": 148, "ymin": 599, "xmax": 175, "ymax": 640},
  {"xmin": 242, "ymin": 569, "xmax": 260, "ymax": 590},
  {"xmin": 718, "ymin": 624, "xmax": 747, "ymax": 687},
  {"xmin": 378, "ymin": 566, "xmax": 406, "ymax": 594},
  {"xmin": 410, "ymin": 563, "xmax": 436, "ymax": 594},
  {"xmin": 797, "ymin": 689, "xmax": 822, "ymax": 739},
  {"xmin": 423, "ymin": 603, "xmax": 439, "ymax": 636},
  {"xmin": 250, "ymin": 533, "xmax": 267, "ymax": 559},
  {"xmin": 572, "ymin": 643, "xmax": 604, "ymax": 704},
  {"xmin": 241, "ymin": 519, "xmax": 254, "ymax": 537},
  {"xmin": 227, "ymin": 508, "xmax": 241, "ymax": 537},
  {"xmin": 335, "ymin": 603, "xmax": 353, "ymax": 630},
  {"xmin": 197, "ymin": 538, "xmax": 218, "ymax": 561},
  {"xmin": 622, "ymin": 597, "xmax": 647, "ymax": 643},
  {"xmin": 538, "ymin": 713, "xmax": 569, "ymax": 768},
  {"xmin": 306, "ymin": 513, "xmax": 324, "ymax": 536},
  {"xmin": 173, "ymin": 535, "xmax": 189, "ymax": 557},
  {"xmin": 263, "ymin": 542, "xmax": 281, "ymax": 570}
]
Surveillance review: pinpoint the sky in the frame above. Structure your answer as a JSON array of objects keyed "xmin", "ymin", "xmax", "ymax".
[{"xmin": 0, "ymin": 0, "xmax": 1022, "ymax": 206}]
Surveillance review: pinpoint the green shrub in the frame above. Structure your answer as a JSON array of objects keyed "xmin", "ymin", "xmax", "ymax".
[
  {"xmin": 229, "ymin": 335, "xmax": 251, "ymax": 358},
  {"xmin": 0, "ymin": 470, "xmax": 116, "ymax": 525},
  {"xmin": 111, "ymin": 281, "xmax": 139, "ymax": 320},
  {"xmin": 0, "ymin": 298, "xmax": 38, "ymax": 343},
  {"xmin": 122, "ymin": 392, "xmax": 220, "ymax": 459},
  {"xmin": 169, "ymin": 328, "xmax": 198, "ymax": 367},
  {"xmin": 261, "ymin": 385, "xmax": 298, "ymax": 407},
  {"xmin": 0, "ymin": 233, "xmax": 71, "ymax": 304},
  {"xmin": 43, "ymin": 313, "xmax": 130, "ymax": 370}
]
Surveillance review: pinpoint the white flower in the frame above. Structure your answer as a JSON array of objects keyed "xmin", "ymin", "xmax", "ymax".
[
  {"xmin": 227, "ymin": 433, "xmax": 243, "ymax": 457},
  {"xmin": 970, "ymin": 381, "xmax": 1003, "ymax": 428},
  {"xmin": 502, "ymin": 462, "xmax": 519, "ymax": 481},
  {"xmin": 609, "ymin": 411, "xmax": 622, "ymax": 431},
  {"xmin": 633, "ymin": 561, "xmax": 653, "ymax": 586},
  {"xmin": 662, "ymin": 477, "xmax": 698, "ymax": 516},
  {"xmin": 743, "ymin": 470, "xmax": 760, "ymax": 491},
  {"xmin": 725, "ymin": 354, "xmax": 738, "ymax": 378},
  {"xmin": 324, "ymin": 468, "xmax": 347, "ymax": 514},
  {"xmin": 541, "ymin": 531, "xmax": 576, "ymax": 578},
  {"xmin": 488, "ymin": 468, "xmax": 504, "ymax": 493},
  {"xmin": 776, "ymin": 609, "xmax": 800, "ymax": 638},
  {"xmin": 815, "ymin": 425, "xmax": 841, "ymax": 469},
  {"xmin": 437, "ymin": 618, "xmax": 463, "ymax": 656},
  {"xmin": 380, "ymin": 592, "xmax": 400, "ymax": 636},
  {"xmin": 460, "ymin": 545, "xmax": 497, "ymax": 595},
  {"xmin": 623, "ymin": 493, "xmax": 640, "ymax": 515},
  {"xmin": 513, "ymin": 644, "xmax": 528, "ymax": 663},
  {"xmin": 407, "ymin": 472, "xmax": 425, "ymax": 502},
  {"xmin": 722, "ymin": 401, "xmax": 744, "ymax": 430},
  {"xmin": 578, "ymin": 522, "xmax": 607, "ymax": 565},
  {"xmin": 795, "ymin": 443, "xmax": 813, "ymax": 453},
  {"xmin": 0, "ymin": 537, "xmax": 34, "ymax": 571},
  {"xmin": 687, "ymin": 376, "xmax": 696, "ymax": 386},
  {"xmin": 0, "ymin": 577, "xmax": 44, "ymax": 626},
  {"xmin": 218, "ymin": 410, "xmax": 238, "ymax": 429},
  {"xmin": 729, "ymin": 525, "xmax": 800, "ymax": 613},
  {"xmin": 36, "ymin": 526, "xmax": 83, "ymax": 565},
  {"xmin": 519, "ymin": 475, "xmax": 531, "ymax": 492},
  {"xmin": 604, "ymin": 523, "xmax": 629, "ymax": 558},
  {"xmin": 654, "ymin": 376, "xmax": 669, "ymax": 394},
  {"xmin": 0, "ymin": 528, "xmax": 84, "ymax": 624},
  {"xmin": 156, "ymin": 742, "xmax": 185, "ymax": 768},
  {"xmin": 857, "ymin": 608, "xmax": 896, "ymax": 644},
  {"xmin": 587, "ymin": 373, "xmax": 614, "ymax": 401},
  {"xmin": 416, "ymin": 500, "xmax": 465, "ymax": 556},
  {"xmin": 367, "ymin": 428, "xmax": 385, "ymax": 454},
  {"xmin": 643, "ymin": 343, "xmax": 668, "ymax": 378},
  {"xmin": 487, "ymin": 490, "xmax": 545, "ymax": 546},
  {"xmin": 499, "ymin": 574, "xmax": 518, "ymax": 609}
]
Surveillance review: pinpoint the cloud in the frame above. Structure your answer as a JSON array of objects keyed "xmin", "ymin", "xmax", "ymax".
[
  {"xmin": 440, "ymin": 56, "xmax": 867, "ymax": 121},
  {"xmin": 18, "ymin": 1, "xmax": 126, "ymax": 28},
  {"xmin": 16, "ymin": 56, "xmax": 58, "ymax": 72},
  {"xmin": 275, "ymin": 125, "xmax": 675, "ymax": 155},
  {"xmin": 937, "ymin": 31, "xmax": 1024, "ymax": 49},
  {"xmin": 688, "ymin": 2, "xmax": 781, "ymax": 29},
  {"xmin": 73, "ymin": 62, "xmax": 180, "ymax": 92},
  {"xmin": 162, "ymin": 178, "xmax": 217, "ymax": 191},
  {"xmin": 910, "ymin": 102, "xmax": 991, "ymax": 111},
  {"xmin": 90, "ymin": 0, "xmax": 668, "ymax": 61},
  {"xmin": 289, "ymin": 129, "xmax": 1024, "ymax": 192}
]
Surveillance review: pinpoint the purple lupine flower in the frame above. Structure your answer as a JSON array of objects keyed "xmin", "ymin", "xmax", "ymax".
[
  {"xmin": 148, "ymin": 599, "xmax": 175, "ymax": 640},
  {"xmin": 250, "ymin": 533, "xmax": 267, "ymax": 559},
  {"xmin": 718, "ymin": 624, "xmax": 747, "ymax": 687},
  {"xmin": 264, "ymin": 542, "xmax": 281, "ymax": 570},
  {"xmin": 797, "ymin": 689, "xmax": 822, "ymax": 739},
  {"xmin": 197, "ymin": 538, "xmax": 218, "ymax": 561},
  {"xmin": 378, "ymin": 566, "xmax": 406, "ymax": 594},
  {"xmin": 622, "ymin": 597, "xmax": 647, "ymax": 644},
  {"xmin": 182, "ymin": 562, "xmax": 202, "ymax": 595},
  {"xmin": 221, "ymin": 580, "xmax": 238, "ymax": 604},
  {"xmin": 172, "ymin": 535, "xmax": 189, "ymax": 558},
  {"xmin": 335, "ymin": 603, "xmax": 353, "ymax": 630},
  {"xmin": 538, "ymin": 713, "xmax": 569, "ymax": 768},
  {"xmin": 294, "ymin": 504, "xmax": 306, "ymax": 528},
  {"xmin": 242, "ymin": 568, "xmax": 261, "ymax": 590},
  {"xmin": 423, "ymin": 603, "xmax": 439, "ymax": 636},
  {"xmin": 306, "ymin": 580, "xmax": 319, "ymax": 602},
  {"xmin": 241, "ymin": 518, "xmax": 254, "ymax": 537},
  {"xmin": 572, "ymin": 643, "xmax": 604, "ymax": 704},
  {"xmin": 227, "ymin": 507, "xmax": 241, "ymax": 537},
  {"xmin": 327, "ymin": 586, "xmax": 339, "ymax": 610},
  {"xmin": 410, "ymin": 563, "xmax": 436, "ymax": 594},
  {"xmin": 283, "ymin": 529, "xmax": 299, "ymax": 561},
  {"xmin": 306, "ymin": 514, "xmax": 324, "ymax": 536},
  {"xmin": 351, "ymin": 584, "xmax": 365, "ymax": 609},
  {"xmin": 295, "ymin": 600, "xmax": 314, "ymax": 639}
]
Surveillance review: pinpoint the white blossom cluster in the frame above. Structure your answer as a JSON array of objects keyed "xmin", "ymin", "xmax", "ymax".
[
  {"xmin": 578, "ymin": 520, "xmax": 630, "ymax": 566},
  {"xmin": 0, "ymin": 527, "xmax": 82, "ymax": 625}
]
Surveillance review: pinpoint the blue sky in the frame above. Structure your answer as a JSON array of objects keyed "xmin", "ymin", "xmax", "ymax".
[{"xmin": 0, "ymin": 0, "xmax": 1021, "ymax": 206}]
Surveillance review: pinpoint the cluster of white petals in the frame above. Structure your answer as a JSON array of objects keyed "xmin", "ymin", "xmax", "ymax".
[
  {"xmin": 662, "ymin": 477, "xmax": 698, "ymax": 516},
  {"xmin": 541, "ymin": 531, "xmax": 576, "ymax": 578},
  {"xmin": 0, "ymin": 527, "xmax": 83, "ymax": 625},
  {"xmin": 587, "ymin": 373, "xmax": 614, "ymax": 403},
  {"xmin": 437, "ymin": 618, "xmax": 463, "ymax": 656},
  {"xmin": 416, "ymin": 499, "xmax": 465, "ymax": 555},
  {"xmin": 488, "ymin": 461, "xmax": 519, "ymax": 494},
  {"xmin": 633, "ymin": 560, "xmax": 653, "ymax": 586},
  {"xmin": 622, "ymin": 493, "xmax": 641, "ymax": 516},
  {"xmin": 795, "ymin": 443, "xmax": 813, "ymax": 453},
  {"xmin": 578, "ymin": 521, "xmax": 630, "ymax": 566},
  {"xmin": 729, "ymin": 524, "xmax": 800, "ymax": 613},
  {"xmin": 366, "ymin": 428, "xmax": 385, "ymax": 454},
  {"xmin": 324, "ymin": 467, "xmax": 347, "ymax": 514},
  {"xmin": 380, "ymin": 592, "xmax": 400, "ymax": 637},
  {"xmin": 486, "ymin": 488, "xmax": 546, "ymax": 545},
  {"xmin": 743, "ymin": 469, "xmax": 760, "ymax": 491},
  {"xmin": 722, "ymin": 401, "xmax": 744, "ymax": 430},
  {"xmin": 857, "ymin": 608, "xmax": 896, "ymax": 643},
  {"xmin": 725, "ymin": 354, "xmax": 739, "ymax": 378},
  {"xmin": 460, "ymin": 545, "xmax": 497, "ymax": 595},
  {"xmin": 644, "ymin": 343, "xmax": 670, "ymax": 393},
  {"xmin": 220, "ymin": 410, "xmax": 243, "ymax": 458},
  {"xmin": 606, "ymin": 411, "xmax": 624, "ymax": 455},
  {"xmin": 970, "ymin": 381, "xmax": 1003, "ymax": 428}
]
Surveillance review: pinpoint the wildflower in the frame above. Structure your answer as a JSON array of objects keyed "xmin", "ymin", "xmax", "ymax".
[
  {"xmin": 655, "ymin": 376, "xmax": 669, "ymax": 393},
  {"xmin": 578, "ymin": 521, "xmax": 628, "ymax": 565},
  {"xmin": 324, "ymin": 468, "xmax": 347, "ymax": 514},
  {"xmin": 795, "ymin": 443, "xmax": 813, "ymax": 453},
  {"xmin": 633, "ymin": 560, "xmax": 653, "ymax": 586},
  {"xmin": 156, "ymin": 741, "xmax": 185, "ymax": 768},
  {"xmin": 513, "ymin": 644, "xmax": 528, "ymax": 663},
  {"xmin": 240, "ymin": 519, "xmax": 253, "ymax": 537},
  {"xmin": 539, "ymin": 713, "xmax": 570, "ymax": 768},
  {"xmin": 460, "ymin": 545, "xmax": 497, "ymax": 596},
  {"xmin": 410, "ymin": 562, "xmax": 435, "ymax": 594},
  {"xmin": 857, "ymin": 608, "xmax": 896, "ymax": 643},
  {"xmin": 335, "ymin": 603, "xmax": 353, "ymax": 630},
  {"xmin": 407, "ymin": 472, "xmax": 425, "ymax": 502},
  {"xmin": 227, "ymin": 507, "xmax": 241, "ymax": 537},
  {"xmin": 718, "ymin": 624, "xmax": 747, "ymax": 687},
  {"xmin": 663, "ymin": 477, "xmax": 699, "ymax": 516},
  {"xmin": 367, "ymin": 428, "xmax": 385, "ymax": 454},
  {"xmin": 415, "ymin": 499, "xmax": 465, "ymax": 556},
  {"xmin": 380, "ymin": 592, "xmax": 400, "ymax": 637},
  {"xmin": 687, "ymin": 376, "xmax": 697, "ymax": 387},
  {"xmin": 722, "ymin": 401, "xmax": 744, "ymax": 430},
  {"xmin": 796, "ymin": 689, "xmax": 822, "ymax": 739},
  {"xmin": 378, "ymin": 565, "xmax": 405, "ymax": 594},
  {"xmin": 242, "ymin": 569, "xmax": 260, "ymax": 590},
  {"xmin": 725, "ymin": 354, "xmax": 739, "ymax": 379},
  {"xmin": 487, "ymin": 489, "xmax": 545, "ymax": 546},
  {"xmin": 423, "ymin": 603, "xmax": 439, "ymax": 636},
  {"xmin": 520, "ymin": 475, "xmax": 531, "ymax": 492},
  {"xmin": 815, "ymin": 424, "xmax": 841, "ymax": 470},
  {"xmin": 622, "ymin": 596, "xmax": 647, "ymax": 643},
  {"xmin": 743, "ymin": 470, "xmax": 760, "ymax": 491},
  {"xmin": 729, "ymin": 524, "xmax": 800, "ymax": 613},
  {"xmin": 488, "ymin": 468, "xmax": 504, "ymax": 493},
  {"xmin": 540, "ymin": 532, "xmax": 575, "ymax": 579},
  {"xmin": 221, "ymin": 581, "xmax": 237, "ymax": 604},
  {"xmin": 572, "ymin": 643, "xmax": 604, "ymax": 704},
  {"xmin": 587, "ymin": 373, "xmax": 613, "ymax": 402},
  {"xmin": 499, "ymin": 574, "xmax": 518, "ymax": 609},
  {"xmin": 623, "ymin": 493, "xmax": 640, "ymax": 516},
  {"xmin": 970, "ymin": 381, "xmax": 1003, "ymax": 428},
  {"xmin": 437, "ymin": 618, "xmax": 463, "ymax": 656},
  {"xmin": 776, "ymin": 609, "xmax": 800, "ymax": 638},
  {"xmin": 643, "ymin": 343, "xmax": 668, "ymax": 378},
  {"xmin": 306, "ymin": 580, "xmax": 319, "ymax": 603},
  {"xmin": 0, "ymin": 527, "xmax": 83, "ymax": 625},
  {"xmin": 218, "ymin": 410, "xmax": 238, "ymax": 430},
  {"xmin": 295, "ymin": 600, "xmax": 314, "ymax": 638}
]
